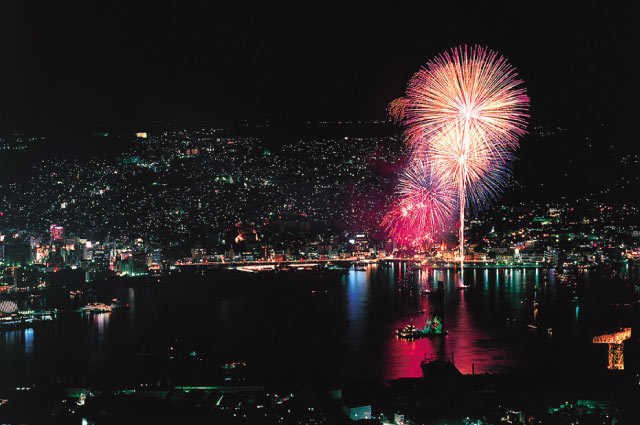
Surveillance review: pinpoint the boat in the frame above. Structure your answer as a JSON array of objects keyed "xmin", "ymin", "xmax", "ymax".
[
  {"xmin": 396, "ymin": 313, "xmax": 448, "ymax": 339},
  {"xmin": 354, "ymin": 262, "xmax": 367, "ymax": 271},
  {"xmin": 396, "ymin": 322, "xmax": 420, "ymax": 339},
  {"xmin": 80, "ymin": 303, "xmax": 112, "ymax": 313},
  {"xmin": 0, "ymin": 310, "xmax": 57, "ymax": 331}
]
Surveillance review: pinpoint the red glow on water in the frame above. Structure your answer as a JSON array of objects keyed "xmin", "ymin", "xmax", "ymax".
[{"xmin": 381, "ymin": 267, "xmax": 519, "ymax": 379}]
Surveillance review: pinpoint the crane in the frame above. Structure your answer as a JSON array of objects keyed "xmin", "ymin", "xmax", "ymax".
[{"xmin": 592, "ymin": 328, "xmax": 631, "ymax": 370}]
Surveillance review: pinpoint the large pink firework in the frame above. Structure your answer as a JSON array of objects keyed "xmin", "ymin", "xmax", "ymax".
[
  {"xmin": 382, "ymin": 160, "xmax": 455, "ymax": 247},
  {"xmin": 403, "ymin": 45, "xmax": 529, "ymax": 155},
  {"xmin": 398, "ymin": 45, "xmax": 529, "ymax": 270}
]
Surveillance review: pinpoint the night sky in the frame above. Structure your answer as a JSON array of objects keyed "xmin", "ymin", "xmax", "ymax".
[{"xmin": 0, "ymin": 2, "xmax": 634, "ymax": 140}]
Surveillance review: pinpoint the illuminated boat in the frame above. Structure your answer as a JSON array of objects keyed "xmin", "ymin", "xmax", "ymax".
[
  {"xmin": 396, "ymin": 314, "xmax": 448, "ymax": 339},
  {"xmin": 396, "ymin": 322, "xmax": 419, "ymax": 338},
  {"xmin": 80, "ymin": 303, "xmax": 112, "ymax": 313},
  {"xmin": 354, "ymin": 262, "xmax": 367, "ymax": 271},
  {"xmin": 0, "ymin": 310, "xmax": 57, "ymax": 330}
]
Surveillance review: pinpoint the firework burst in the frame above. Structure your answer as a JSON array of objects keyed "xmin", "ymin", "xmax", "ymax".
[
  {"xmin": 403, "ymin": 45, "xmax": 529, "ymax": 155},
  {"xmin": 382, "ymin": 161, "xmax": 455, "ymax": 247},
  {"xmin": 391, "ymin": 45, "xmax": 529, "ymax": 271},
  {"xmin": 415, "ymin": 124, "xmax": 513, "ymax": 213}
]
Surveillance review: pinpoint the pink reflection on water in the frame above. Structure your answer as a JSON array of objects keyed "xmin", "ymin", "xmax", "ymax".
[
  {"xmin": 383, "ymin": 266, "xmax": 517, "ymax": 379},
  {"xmin": 92, "ymin": 312, "xmax": 110, "ymax": 346}
]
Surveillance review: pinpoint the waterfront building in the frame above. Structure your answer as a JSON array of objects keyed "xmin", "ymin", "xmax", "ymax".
[
  {"xmin": 343, "ymin": 404, "xmax": 372, "ymax": 421},
  {"xmin": 3, "ymin": 241, "xmax": 31, "ymax": 266}
]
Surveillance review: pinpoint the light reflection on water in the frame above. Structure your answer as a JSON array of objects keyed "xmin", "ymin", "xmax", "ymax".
[
  {"xmin": 345, "ymin": 268, "xmax": 368, "ymax": 354},
  {"xmin": 0, "ymin": 263, "xmax": 637, "ymax": 387},
  {"xmin": 384, "ymin": 265, "xmax": 520, "ymax": 377},
  {"xmin": 24, "ymin": 328, "xmax": 34, "ymax": 354}
]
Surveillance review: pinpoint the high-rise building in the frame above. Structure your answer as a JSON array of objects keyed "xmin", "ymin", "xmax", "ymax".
[
  {"xmin": 4, "ymin": 241, "xmax": 31, "ymax": 266},
  {"xmin": 343, "ymin": 405, "xmax": 372, "ymax": 421},
  {"xmin": 352, "ymin": 233, "xmax": 369, "ymax": 254},
  {"xmin": 50, "ymin": 224, "xmax": 64, "ymax": 241},
  {"xmin": 150, "ymin": 249, "xmax": 162, "ymax": 265}
]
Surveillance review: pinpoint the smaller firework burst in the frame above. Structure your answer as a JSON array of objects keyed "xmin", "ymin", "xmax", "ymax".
[
  {"xmin": 394, "ymin": 45, "xmax": 529, "ymax": 270},
  {"xmin": 383, "ymin": 161, "xmax": 455, "ymax": 247},
  {"xmin": 416, "ymin": 124, "xmax": 513, "ymax": 214}
]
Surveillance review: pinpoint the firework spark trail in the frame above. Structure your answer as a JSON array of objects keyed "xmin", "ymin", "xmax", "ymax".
[
  {"xmin": 387, "ymin": 97, "xmax": 407, "ymax": 124},
  {"xmin": 382, "ymin": 161, "xmax": 456, "ymax": 247},
  {"xmin": 397, "ymin": 45, "xmax": 529, "ymax": 274}
]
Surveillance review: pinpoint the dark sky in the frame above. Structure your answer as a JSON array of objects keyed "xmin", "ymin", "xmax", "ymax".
[{"xmin": 0, "ymin": 1, "xmax": 634, "ymax": 136}]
